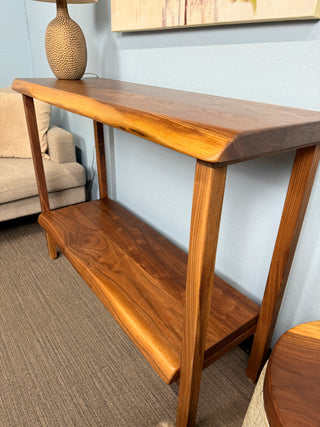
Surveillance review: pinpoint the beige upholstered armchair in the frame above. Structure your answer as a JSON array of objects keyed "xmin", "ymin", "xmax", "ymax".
[{"xmin": 0, "ymin": 87, "xmax": 86, "ymax": 222}]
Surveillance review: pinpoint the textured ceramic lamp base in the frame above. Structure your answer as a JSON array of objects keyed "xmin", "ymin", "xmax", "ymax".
[{"xmin": 45, "ymin": 0, "xmax": 87, "ymax": 80}]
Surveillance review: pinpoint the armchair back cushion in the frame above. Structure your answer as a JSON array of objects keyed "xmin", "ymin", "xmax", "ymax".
[{"xmin": 0, "ymin": 87, "xmax": 51, "ymax": 159}]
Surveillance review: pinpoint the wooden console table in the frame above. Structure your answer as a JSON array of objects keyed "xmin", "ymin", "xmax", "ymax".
[{"xmin": 12, "ymin": 78, "xmax": 320, "ymax": 426}]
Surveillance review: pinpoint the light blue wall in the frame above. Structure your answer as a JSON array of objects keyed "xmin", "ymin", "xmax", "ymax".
[
  {"xmin": 0, "ymin": 0, "xmax": 33, "ymax": 87},
  {"xmin": 4, "ymin": 0, "xmax": 320, "ymax": 345}
]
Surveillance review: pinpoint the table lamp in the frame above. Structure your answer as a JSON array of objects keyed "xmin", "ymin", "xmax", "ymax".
[{"xmin": 34, "ymin": 0, "xmax": 98, "ymax": 80}]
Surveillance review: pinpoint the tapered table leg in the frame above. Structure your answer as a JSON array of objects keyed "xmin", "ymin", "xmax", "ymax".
[
  {"xmin": 93, "ymin": 120, "xmax": 108, "ymax": 199},
  {"xmin": 176, "ymin": 161, "xmax": 227, "ymax": 427},
  {"xmin": 247, "ymin": 145, "xmax": 320, "ymax": 382},
  {"xmin": 23, "ymin": 95, "xmax": 57, "ymax": 259},
  {"xmin": 23, "ymin": 95, "xmax": 50, "ymax": 212},
  {"xmin": 46, "ymin": 232, "xmax": 58, "ymax": 260}
]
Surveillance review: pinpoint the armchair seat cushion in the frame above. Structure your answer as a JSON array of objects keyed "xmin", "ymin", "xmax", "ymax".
[{"xmin": 0, "ymin": 158, "xmax": 86, "ymax": 204}]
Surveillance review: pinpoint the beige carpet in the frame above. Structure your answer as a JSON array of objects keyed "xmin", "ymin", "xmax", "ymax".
[{"xmin": 0, "ymin": 217, "xmax": 254, "ymax": 426}]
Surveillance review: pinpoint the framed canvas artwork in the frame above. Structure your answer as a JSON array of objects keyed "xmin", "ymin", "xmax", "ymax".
[{"xmin": 111, "ymin": 0, "xmax": 320, "ymax": 32}]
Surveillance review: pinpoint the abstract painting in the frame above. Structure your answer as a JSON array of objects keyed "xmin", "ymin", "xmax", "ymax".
[{"xmin": 111, "ymin": 0, "xmax": 320, "ymax": 32}]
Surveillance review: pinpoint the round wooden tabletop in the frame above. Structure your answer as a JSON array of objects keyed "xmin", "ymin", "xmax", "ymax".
[{"xmin": 264, "ymin": 321, "xmax": 320, "ymax": 426}]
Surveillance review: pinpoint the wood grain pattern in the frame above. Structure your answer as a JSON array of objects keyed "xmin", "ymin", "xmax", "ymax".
[
  {"xmin": 38, "ymin": 198, "xmax": 259, "ymax": 385},
  {"xmin": 13, "ymin": 78, "xmax": 320, "ymax": 165},
  {"xmin": 22, "ymin": 95, "xmax": 50, "ymax": 213},
  {"xmin": 247, "ymin": 145, "xmax": 320, "ymax": 382},
  {"xmin": 177, "ymin": 162, "xmax": 227, "ymax": 426},
  {"xmin": 264, "ymin": 321, "xmax": 320, "ymax": 427},
  {"xmin": 93, "ymin": 120, "xmax": 108, "ymax": 199}
]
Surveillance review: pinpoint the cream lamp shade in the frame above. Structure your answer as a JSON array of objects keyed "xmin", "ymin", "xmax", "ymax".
[{"xmin": 34, "ymin": 0, "xmax": 98, "ymax": 80}]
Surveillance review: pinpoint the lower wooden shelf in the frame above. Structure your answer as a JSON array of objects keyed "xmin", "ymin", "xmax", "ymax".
[{"xmin": 39, "ymin": 198, "xmax": 259, "ymax": 384}]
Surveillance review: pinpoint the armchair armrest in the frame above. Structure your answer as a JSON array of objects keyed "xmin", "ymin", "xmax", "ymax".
[{"xmin": 47, "ymin": 126, "xmax": 76, "ymax": 163}]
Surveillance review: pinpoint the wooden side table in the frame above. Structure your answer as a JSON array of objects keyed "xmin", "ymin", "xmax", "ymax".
[
  {"xmin": 12, "ymin": 77, "xmax": 320, "ymax": 426},
  {"xmin": 264, "ymin": 321, "xmax": 320, "ymax": 427}
]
